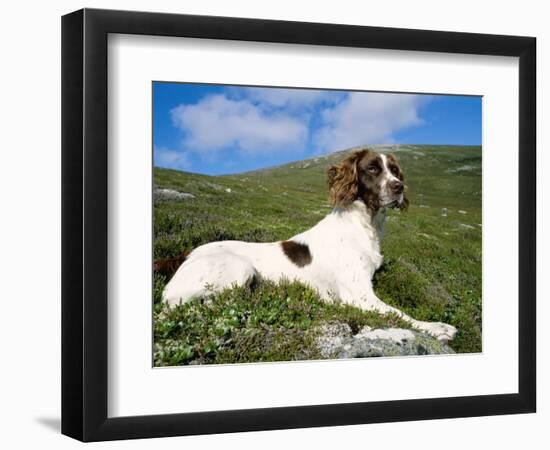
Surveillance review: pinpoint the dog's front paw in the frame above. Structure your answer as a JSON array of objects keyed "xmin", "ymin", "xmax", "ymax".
[{"xmin": 416, "ymin": 321, "xmax": 458, "ymax": 343}]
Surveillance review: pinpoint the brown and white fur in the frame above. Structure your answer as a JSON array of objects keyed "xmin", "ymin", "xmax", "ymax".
[{"xmin": 162, "ymin": 149, "xmax": 457, "ymax": 342}]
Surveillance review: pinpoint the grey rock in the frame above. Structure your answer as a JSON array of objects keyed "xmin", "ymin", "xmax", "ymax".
[
  {"xmin": 314, "ymin": 322, "xmax": 454, "ymax": 359},
  {"xmin": 154, "ymin": 188, "xmax": 195, "ymax": 201}
]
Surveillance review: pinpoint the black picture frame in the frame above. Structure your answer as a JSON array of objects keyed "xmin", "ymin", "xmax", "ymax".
[{"xmin": 61, "ymin": 8, "xmax": 536, "ymax": 442}]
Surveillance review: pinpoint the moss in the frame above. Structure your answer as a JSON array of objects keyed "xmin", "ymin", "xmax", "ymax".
[{"xmin": 414, "ymin": 334, "xmax": 455, "ymax": 355}]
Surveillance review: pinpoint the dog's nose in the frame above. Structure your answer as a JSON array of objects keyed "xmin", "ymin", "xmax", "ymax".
[{"xmin": 389, "ymin": 180, "xmax": 403, "ymax": 194}]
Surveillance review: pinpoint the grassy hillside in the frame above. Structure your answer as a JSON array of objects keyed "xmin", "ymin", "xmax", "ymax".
[{"xmin": 153, "ymin": 144, "xmax": 482, "ymax": 365}]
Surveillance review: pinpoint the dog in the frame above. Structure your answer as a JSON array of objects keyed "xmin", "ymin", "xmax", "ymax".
[{"xmin": 161, "ymin": 149, "xmax": 457, "ymax": 342}]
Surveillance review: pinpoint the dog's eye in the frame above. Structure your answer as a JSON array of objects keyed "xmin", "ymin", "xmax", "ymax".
[
  {"xmin": 390, "ymin": 166, "xmax": 399, "ymax": 176},
  {"xmin": 368, "ymin": 165, "xmax": 378, "ymax": 173}
]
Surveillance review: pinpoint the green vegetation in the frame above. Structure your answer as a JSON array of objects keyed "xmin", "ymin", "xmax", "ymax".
[
  {"xmin": 154, "ymin": 144, "xmax": 482, "ymax": 365},
  {"xmin": 154, "ymin": 277, "xmax": 409, "ymax": 366}
]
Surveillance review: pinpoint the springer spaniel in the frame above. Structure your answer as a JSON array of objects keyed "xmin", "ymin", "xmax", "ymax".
[{"xmin": 162, "ymin": 149, "xmax": 457, "ymax": 342}]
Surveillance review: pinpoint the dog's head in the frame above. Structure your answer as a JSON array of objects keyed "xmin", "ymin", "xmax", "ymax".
[{"xmin": 327, "ymin": 149, "xmax": 409, "ymax": 211}]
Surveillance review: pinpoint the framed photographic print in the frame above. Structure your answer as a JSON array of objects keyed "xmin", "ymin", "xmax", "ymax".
[{"xmin": 61, "ymin": 8, "xmax": 536, "ymax": 442}]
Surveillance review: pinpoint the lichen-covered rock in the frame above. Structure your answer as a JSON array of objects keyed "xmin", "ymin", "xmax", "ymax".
[
  {"xmin": 315, "ymin": 323, "xmax": 454, "ymax": 359},
  {"xmin": 315, "ymin": 322, "xmax": 353, "ymax": 357}
]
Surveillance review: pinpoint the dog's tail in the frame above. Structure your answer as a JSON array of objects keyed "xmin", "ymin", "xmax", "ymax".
[{"xmin": 153, "ymin": 249, "xmax": 189, "ymax": 279}]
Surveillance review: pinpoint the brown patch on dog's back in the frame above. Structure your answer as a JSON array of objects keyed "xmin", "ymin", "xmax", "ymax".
[{"xmin": 281, "ymin": 241, "xmax": 312, "ymax": 267}]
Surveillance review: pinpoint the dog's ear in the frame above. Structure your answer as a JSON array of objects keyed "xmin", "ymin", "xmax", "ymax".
[
  {"xmin": 399, "ymin": 190, "xmax": 410, "ymax": 211},
  {"xmin": 327, "ymin": 150, "xmax": 366, "ymax": 207}
]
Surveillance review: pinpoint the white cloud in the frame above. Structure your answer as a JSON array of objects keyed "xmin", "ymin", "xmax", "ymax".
[
  {"xmin": 154, "ymin": 146, "xmax": 191, "ymax": 171},
  {"xmin": 313, "ymin": 92, "xmax": 425, "ymax": 152},
  {"xmin": 170, "ymin": 94, "xmax": 308, "ymax": 155},
  {"xmin": 237, "ymin": 87, "xmax": 342, "ymax": 110},
  {"xmin": 166, "ymin": 89, "xmax": 428, "ymax": 161}
]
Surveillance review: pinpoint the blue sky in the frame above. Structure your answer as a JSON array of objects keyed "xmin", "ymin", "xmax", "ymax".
[{"xmin": 153, "ymin": 82, "xmax": 481, "ymax": 175}]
